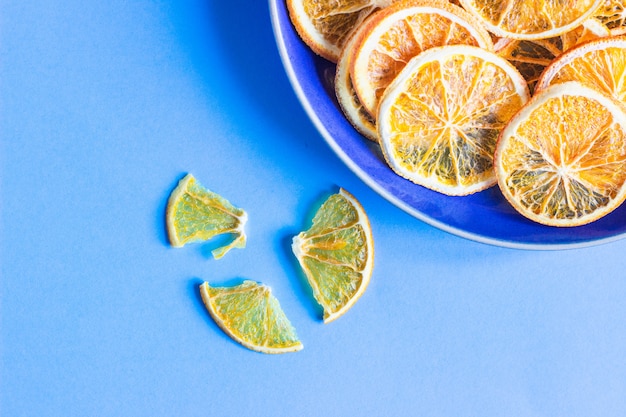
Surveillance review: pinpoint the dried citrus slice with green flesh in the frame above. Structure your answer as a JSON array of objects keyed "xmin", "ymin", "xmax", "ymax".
[
  {"xmin": 166, "ymin": 174, "xmax": 247, "ymax": 259},
  {"xmin": 494, "ymin": 82, "xmax": 626, "ymax": 227},
  {"xmin": 292, "ymin": 189, "xmax": 374, "ymax": 323},
  {"xmin": 286, "ymin": 0, "xmax": 395, "ymax": 62},
  {"xmin": 199, "ymin": 281, "xmax": 303, "ymax": 354}
]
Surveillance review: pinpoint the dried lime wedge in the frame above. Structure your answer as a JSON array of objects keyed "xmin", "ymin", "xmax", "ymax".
[
  {"xmin": 200, "ymin": 281, "xmax": 303, "ymax": 354},
  {"xmin": 166, "ymin": 173, "xmax": 247, "ymax": 259},
  {"xmin": 292, "ymin": 189, "xmax": 374, "ymax": 323}
]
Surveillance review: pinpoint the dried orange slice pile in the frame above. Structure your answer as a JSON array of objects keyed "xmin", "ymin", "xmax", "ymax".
[
  {"xmin": 348, "ymin": 0, "xmax": 493, "ymax": 117},
  {"xmin": 287, "ymin": 0, "xmax": 626, "ymax": 226},
  {"xmin": 458, "ymin": 0, "xmax": 603, "ymax": 40}
]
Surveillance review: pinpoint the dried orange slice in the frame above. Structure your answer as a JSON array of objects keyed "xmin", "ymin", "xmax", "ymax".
[
  {"xmin": 610, "ymin": 26, "xmax": 626, "ymax": 36},
  {"xmin": 335, "ymin": 17, "xmax": 379, "ymax": 141},
  {"xmin": 292, "ymin": 189, "xmax": 374, "ymax": 323},
  {"xmin": 535, "ymin": 36, "xmax": 626, "ymax": 103},
  {"xmin": 494, "ymin": 37, "xmax": 562, "ymax": 93},
  {"xmin": 200, "ymin": 281, "xmax": 303, "ymax": 354},
  {"xmin": 560, "ymin": 18, "xmax": 611, "ymax": 51},
  {"xmin": 166, "ymin": 174, "xmax": 247, "ymax": 259},
  {"xmin": 286, "ymin": 0, "xmax": 395, "ymax": 62},
  {"xmin": 378, "ymin": 45, "xmax": 529, "ymax": 195},
  {"xmin": 494, "ymin": 82, "xmax": 626, "ymax": 227},
  {"xmin": 350, "ymin": 0, "xmax": 493, "ymax": 117},
  {"xmin": 494, "ymin": 19, "xmax": 610, "ymax": 92},
  {"xmin": 459, "ymin": 0, "xmax": 604, "ymax": 40}
]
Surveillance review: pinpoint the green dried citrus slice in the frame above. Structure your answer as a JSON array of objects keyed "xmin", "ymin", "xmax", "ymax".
[
  {"xmin": 166, "ymin": 173, "xmax": 247, "ymax": 259},
  {"xmin": 200, "ymin": 281, "xmax": 303, "ymax": 354},
  {"xmin": 292, "ymin": 189, "xmax": 374, "ymax": 323}
]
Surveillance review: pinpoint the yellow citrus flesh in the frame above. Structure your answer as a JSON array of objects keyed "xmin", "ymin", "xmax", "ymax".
[
  {"xmin": 378, "ymin": 45, "xmax": 529, "ymax": 195},
  {"xmin": 535, "ymin": 36, "xmax": 626, "ymax": 103},
  {"xmin": 166, "ymin": 173, "xmax": 247, "ymax": 259},
  {"xmin": 494, "ymin": 19, "xmax": 609, "ymax": 93},
  {"xmin": 611, "ymin": 26, "xmax": 626, "ymax": 36},
  {"xmin": 459, "ymin": 0, "xmax": 603, "ymax": 40},
  {"xmin": 292, "ymin": 189, "xmax": 374, "ymax": 323},
  {"xmin": 559, "ymin": 18, "xmax": 610, "ymax": 51},
  {"xmin": 286, "ymin": 0, "xmax": 396, "ymax": 62},
  {"xmin": 494, "ymin": 82, "xmax": 626, "ymax": 227},
  {"xmin": 335, "ymin": 18, "xmax": 379, "ymax": 142},
  {"xmin": 350, "ymin": 0, "xmax": 493, "ymax": 117},
  {"xmin": 199, "ymin": 281, "xmax": 303, "ymax": 354},
  {"xmin": 594, "ymin": 0, "xmax": 626, "ymax": 30}
]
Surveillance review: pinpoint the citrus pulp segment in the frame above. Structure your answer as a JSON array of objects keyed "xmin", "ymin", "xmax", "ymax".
[
  {"xmin": 494, "ymin": 82, "xmax": 626, "ymax": 227},
  {"xmin": 458, "ymin": 0, "xmax": 604, "ymax": 40},
  {"xmin": 292, "ymin": 189, "xmax": 374, "ymax": 323},
  {"xmin": 377, "ymin": 45, "xmax": 529, "ymax": 195},
  {"xmin": 199, "ymin": 281, "xmax": 303, "ymax": 354},
  {"xmin": 286, "ymin": 0, "xmax": 395, "ymax": 62},
  {"xmin": 166, "ymin": 173, "xmax": 247, "ymax": 259},
  {"xmin": 535, "ymin": 36, "xmax": 626, "ymax": 103},
  {"xmin": 349, "ymin": 0, "xmax": 493, "ymax": 117}
]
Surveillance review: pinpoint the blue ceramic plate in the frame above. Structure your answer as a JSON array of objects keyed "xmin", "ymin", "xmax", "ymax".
[{"xmin": 269, "ymin": 0, "xmax": 626, "ymax": 249}]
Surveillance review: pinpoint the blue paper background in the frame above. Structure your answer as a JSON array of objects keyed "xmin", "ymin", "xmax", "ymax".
[{"xmin": 2, "ymin": 1, "xmax": 625, "ymax": 416}]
